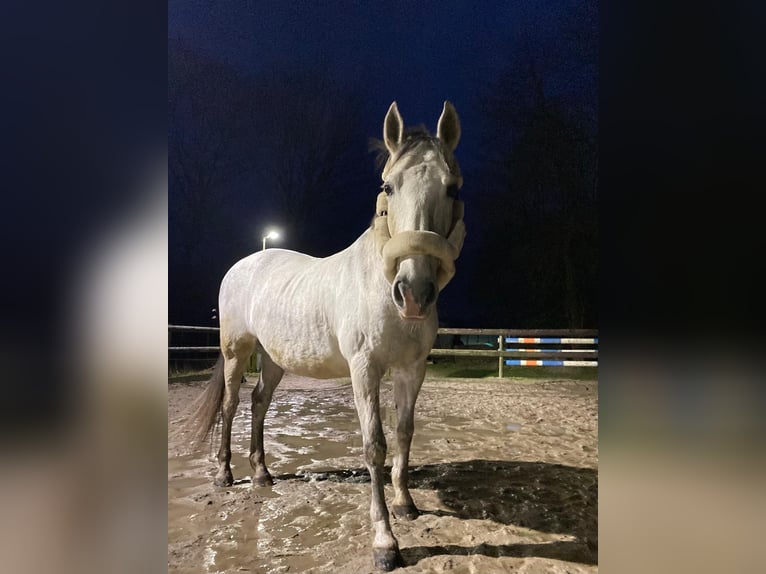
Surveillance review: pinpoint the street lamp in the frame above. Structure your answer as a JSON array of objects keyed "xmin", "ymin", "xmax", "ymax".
[{"xmin": 262, "ymin": 229, "xmax": 279, "ymax": 250}]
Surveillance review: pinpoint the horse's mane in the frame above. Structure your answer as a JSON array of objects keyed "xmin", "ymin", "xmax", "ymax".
[{"xmin": 369, "ymin": 126, "xmax": 461, "ymax": 179}]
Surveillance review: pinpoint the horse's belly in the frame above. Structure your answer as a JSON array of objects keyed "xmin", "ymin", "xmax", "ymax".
[{"xmin": 260, "ymin": 336, "xmax": 350, "ymax": 379}]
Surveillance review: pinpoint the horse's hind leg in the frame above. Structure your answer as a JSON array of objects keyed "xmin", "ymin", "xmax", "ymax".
[
  {"xmin": 249, "ymin": 351, "xmax": 284, "ymax": 486},
  {"xmin": 214, "ymin": 338, "xmax": 255, "ymax": 487}
]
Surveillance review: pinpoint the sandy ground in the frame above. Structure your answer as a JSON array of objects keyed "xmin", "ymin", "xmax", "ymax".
[{"xmin": 168, "ymin": 374, "xmax": 598, "ymax": 573}]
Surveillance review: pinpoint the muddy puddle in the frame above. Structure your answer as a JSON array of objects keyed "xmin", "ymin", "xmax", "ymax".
[{"xmin": 169, "ymin": 375, "xmax": 598, "ymax": 573}]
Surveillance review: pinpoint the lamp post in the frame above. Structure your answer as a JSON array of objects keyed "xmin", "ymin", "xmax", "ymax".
[{"xmin": 262, "ymin": 230, "xmax": 279, "ymax": 250}]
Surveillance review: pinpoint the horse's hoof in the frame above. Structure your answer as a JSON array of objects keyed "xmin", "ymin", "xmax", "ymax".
[
  {"xmin": 392, "ymin": 505, "xmax": 420, "ymax": 520},
  {"xmin": 373, "ymin": 548, "xmax": 404, "ymax": 571},
  {"xmin": 252, "ymin": 473, "xmax": 274, "ymax": 487},
  {"xmin": 213, "ymin": 471, "xmax": 234, "ymax": 487}
]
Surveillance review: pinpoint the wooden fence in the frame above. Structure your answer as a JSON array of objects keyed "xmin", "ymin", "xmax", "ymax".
[
  {"xmin": 168, "ymin": 325, "xmax": 598, "ymax": 377},
  {"xmin": 168, "ymin": 324, "xmax": 221, "ymax": 371}
]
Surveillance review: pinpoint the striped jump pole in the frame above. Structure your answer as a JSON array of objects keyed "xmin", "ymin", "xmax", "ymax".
[
  {"xmin": 504, "ymin": 335, "xmax": 598, "ymax": 368},
  {"xmin": 505, "ymin": 337, "xmax": 598, "ymax": 344},
  {"xmin": 505, "ymin": 348, "xmax": 594, "ymax": 353},
  {"xmin": 504, "ymin": 359, "xmax": 598, "ymax": 367}
]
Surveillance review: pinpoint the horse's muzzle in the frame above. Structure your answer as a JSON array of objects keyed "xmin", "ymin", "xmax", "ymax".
[{"xmin": 393, "ymin": 279, "xmax": 437, "ymax": 320}]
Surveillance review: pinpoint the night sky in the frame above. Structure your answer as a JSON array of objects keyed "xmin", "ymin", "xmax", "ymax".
[
  {"xmin": 2, "ymin": 7, "xmax": 764, "ymax": 571},
  {"xmin": 169, "ymin": 1, "xmax": 597, "ymax": 328}
]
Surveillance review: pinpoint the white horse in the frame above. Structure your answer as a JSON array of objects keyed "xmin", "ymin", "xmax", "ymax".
[{"xmin": 187, "ymin": 101, "xmax": 465, "ymax": 571}]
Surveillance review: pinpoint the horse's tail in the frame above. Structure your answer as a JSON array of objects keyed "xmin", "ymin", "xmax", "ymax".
[{"xmin": 184, "ymin": 353, "xmax": 226, "ymax": 446}]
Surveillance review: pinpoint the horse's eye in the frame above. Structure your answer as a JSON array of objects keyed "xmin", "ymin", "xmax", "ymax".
[
  {"xmin": 382, "ymin": 183, "xmax": 393, "ymax": 196},
  {"xmin": 446, "ymin": 184, "xmax": 459, "ymax": 199}
]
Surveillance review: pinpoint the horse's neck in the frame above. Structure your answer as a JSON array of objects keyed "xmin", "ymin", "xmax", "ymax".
[{"xmin": 348, "ymin": 228, "xmax": 387, "ymax": 286}]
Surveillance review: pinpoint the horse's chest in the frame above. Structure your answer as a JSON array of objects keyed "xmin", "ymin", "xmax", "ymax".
[{"xmin": 377, "ymin": 325, "xmax": 435, "ymax": 366}]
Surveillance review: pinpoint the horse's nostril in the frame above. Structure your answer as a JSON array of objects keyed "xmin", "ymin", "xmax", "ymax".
[
  {"xmin": 424, "ymin": 282, "xmax": 437, "ymax": 307},
  {"xmin": 393, "ymin": 280, "xmax": 405, "ymax": 307}
]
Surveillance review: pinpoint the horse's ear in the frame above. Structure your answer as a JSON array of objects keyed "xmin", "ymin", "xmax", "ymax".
[
  {"xmin": 437, "ymin": 101, "xmax": 461, "ymax": 152},
  {"xmin": 384, "ymin": 101, "xmax": 404, "ymax": 155}
]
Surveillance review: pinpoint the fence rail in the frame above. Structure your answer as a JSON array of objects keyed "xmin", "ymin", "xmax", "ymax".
[
  {"xmin": 168, "ymin": 325, "xmax": 598, "ymax": 377},
  {"xmin": 168, "ymin": 325, "xmax": 221, "ymax": 333},
  {"xmin": 167, "ymin": 325, "xmax": 222, "ymax": 370},
  {"xmin": 437, "ymin": 328, "xmax": 598, "ymax": 337},
  {"xmin": 168, "ymin": 346, "xmax": 221, "ymax": 352}
]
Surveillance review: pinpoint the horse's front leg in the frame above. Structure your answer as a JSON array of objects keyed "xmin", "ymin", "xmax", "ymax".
[
  {"xmin": 390, "ymin": 361, "xmax": 425, "ymax": 520},
  {"xmin": 350, "ymin": 357, "xmax": 403, "ymax": 571}
]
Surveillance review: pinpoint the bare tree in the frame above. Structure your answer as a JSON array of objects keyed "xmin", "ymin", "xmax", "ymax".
[
  {"xmin": 249, "ymin": 66, "xmax": 366, "ymax": 247},
  {"xmin": 168, "ymin": 50, "xmax": 371, "ymax": 322},
  {"xmin": 168, "ymin": 42, "xmax": 262, "ymax": 323},
  {"xmin": 168, "ymin": 41, "xmax": 257, "ymax": 258},
  {"xmin": 475, "ymin": 3, "xmax": 597, "ymax": 328}
]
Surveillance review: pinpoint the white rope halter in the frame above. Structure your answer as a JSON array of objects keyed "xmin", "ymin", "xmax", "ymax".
[{"xmin": 372, "ymin": 191, "xmax": 466, "ymax": 290}]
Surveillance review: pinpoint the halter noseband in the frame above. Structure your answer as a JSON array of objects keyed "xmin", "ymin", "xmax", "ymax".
[{"xmin": 372, "ymin": 190, "xmax": 466, "ymax": 290}]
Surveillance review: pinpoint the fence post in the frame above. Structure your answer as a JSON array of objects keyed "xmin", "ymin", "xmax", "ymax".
[{"xmin": 498, "ymin": 334, "xmax": 504, "ymax": 378}]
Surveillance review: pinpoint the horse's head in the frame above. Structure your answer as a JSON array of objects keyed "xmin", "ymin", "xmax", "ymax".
[{"xmin": 373, "ymin": 101, "xmax": 466, "ymax": 321}]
